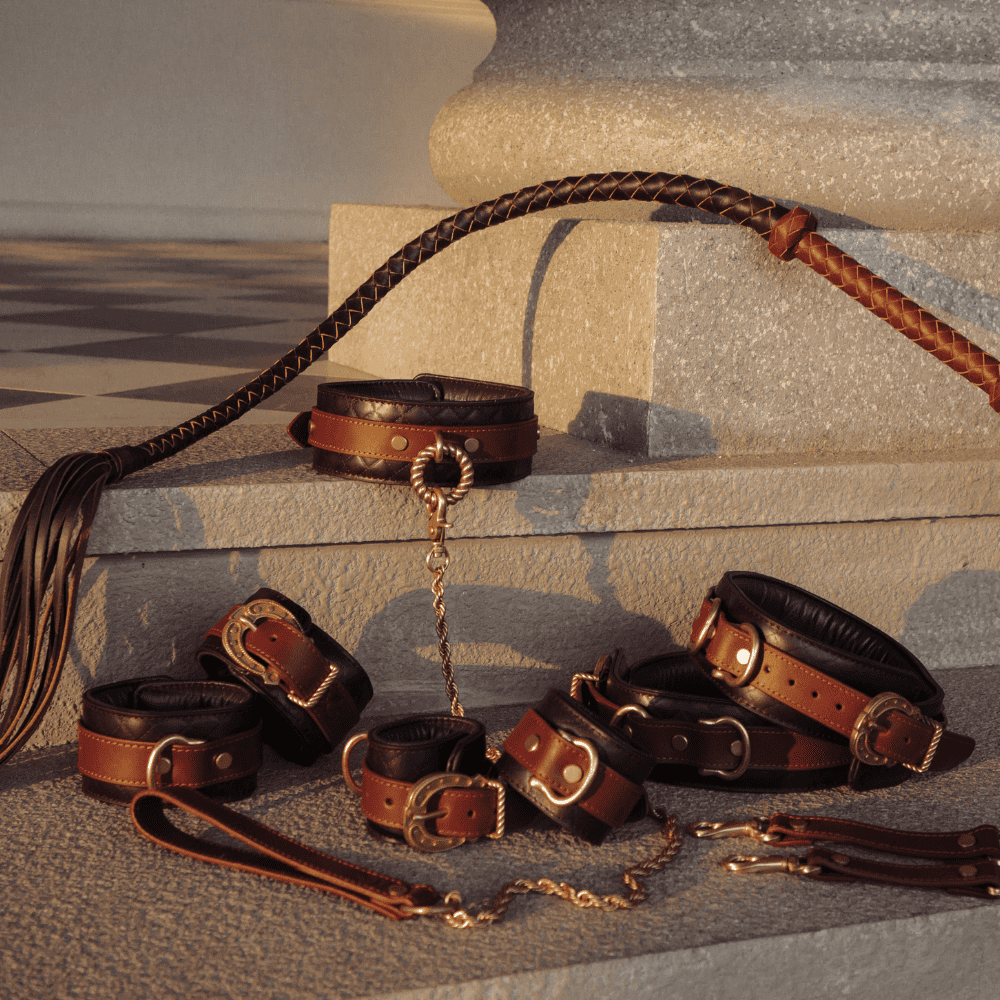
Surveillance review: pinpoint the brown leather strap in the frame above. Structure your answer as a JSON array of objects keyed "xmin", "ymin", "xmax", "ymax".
[
  {"xmin": 502, "ymin": 709, "xmax": 645, "ymax": 830},
  {"xmin": 691, "ymin": 597, "xmax": 974, "ymax": 773},
  {"xmin": 78, "ymin": 721, "xmax": 262, "ymax": 796},
  {"xmin": 582, "ymin": 675, "xmax": 851, "ymax": 774},
  {"xmin": 130, "ymin": 786, "xmax": 442, "ymax": 919},
  {"xmin": 359, "ymin": 761, "xmax": 500, "ymax": 839},
  {"xmin": 765, "ymin": 813, "xmax": 1000, "ymax": 859},
  {"xmin": 198, "ymin": 589, "xmax": 372, "ymax": 765},
  {"xmin": 802, "ymin": 846, "xmax": 1000, "ymax": 899},
  {"xmin": 301, "ymin": 409, "xmax": 539, "ymax": 464}
]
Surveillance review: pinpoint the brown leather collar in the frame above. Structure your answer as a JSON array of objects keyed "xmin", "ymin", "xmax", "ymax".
[{"xmin": 286, "ymin": 373, "xmax": 538, "ymax": 485}]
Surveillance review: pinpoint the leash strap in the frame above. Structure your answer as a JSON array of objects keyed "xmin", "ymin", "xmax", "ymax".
[
  {"xmin": 691, "ymin": 812, "xmax": 1000, "ymax": 900},
  {"xmin": 130, "ymin": 785, "xmax": 441, "ymax": 920}
]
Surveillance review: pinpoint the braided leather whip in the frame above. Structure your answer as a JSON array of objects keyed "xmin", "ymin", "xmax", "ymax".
[{"xmin": 2, "ymin": 171, "xmax": 998, "ymax": 764}]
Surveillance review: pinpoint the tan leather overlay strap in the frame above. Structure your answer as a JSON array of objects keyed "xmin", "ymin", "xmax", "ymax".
[
  {"xmin": 581, "ymin": 677, "xmax": 851, "ymax": 772},
  {"xmin": 77, "ymin": 721, "xmax": 262, "ymax": 790},
  {"xmin": 503, "ymin": 709, "xmax": 645, "ymax": 829},
  {"xmin": 690, "ymin": 598, "xmax": 972, "ymax": 773},
  {"xmin": 130, "ymin": 786, "xmax": 442, "ymax": 919},
  {"xmin": 360, "ymin": 761, "xmax": 500, "ymax": 839},
  {"xmin": 304, "ymin": 409, "xmax": 539, "ymax": 464}
]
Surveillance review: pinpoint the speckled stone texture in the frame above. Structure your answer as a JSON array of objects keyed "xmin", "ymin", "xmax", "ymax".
[
  {"xmin": 429, "ymin": 0, "xmax": 1000, "ymax": 231},
  {"xmin": 325, "ymin": 207, "xmax": 1000, "ymax": 456},
  {"xmin": 2, "ymin": 668, "xmax": 998, "ymax": 1000},
  {"xmin": 6, "ymin": 426, "xmax": 1000, "ymax": 749}
]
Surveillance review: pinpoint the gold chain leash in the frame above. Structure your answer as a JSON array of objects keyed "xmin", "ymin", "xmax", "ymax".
[
  {"xmin": 410, "ymin": 434, "xmax": 475, "ymax": 717},
  {"xmin": 410, "ymin": 809, "xmax": 681, "ymax": 928}
]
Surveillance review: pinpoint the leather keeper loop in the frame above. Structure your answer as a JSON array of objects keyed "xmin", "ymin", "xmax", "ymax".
[
  {"xmin": 198, "ymin": 588, "xmax": 373, "ymax": 766},
  {"xmin": 497, "ymin": 689, "xmax": 654, "ymax": 845},
  {"xmin": 287, "ymin": 373, "xmax": 537, "ymax": 486},
  {"xmin": 688, "ymin": 572, "xmax": 975, "ymax": 783},
  {"xmin": 77, "ymin": 677, "xmax": 262, "ymax": 805}
]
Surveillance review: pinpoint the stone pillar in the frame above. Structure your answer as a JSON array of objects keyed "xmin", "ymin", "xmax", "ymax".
[{"xmin": 327, "ymin": 0, "xmax": 1000, "ymax": 458}]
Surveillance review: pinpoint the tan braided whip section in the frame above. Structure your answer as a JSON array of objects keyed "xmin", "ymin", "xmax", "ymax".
[{"xmin": 793, "ymin": 231, "xmax": 1000, "ymax": 412}]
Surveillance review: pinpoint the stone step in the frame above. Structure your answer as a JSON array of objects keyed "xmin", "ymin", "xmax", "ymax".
[
  {"xmin": 322, "ymin": 204, "xmax": 1000, "ymax": 457},
  {"xmin": 4, "ymin": 424, "xmax": 1000, "ymax": 748}
]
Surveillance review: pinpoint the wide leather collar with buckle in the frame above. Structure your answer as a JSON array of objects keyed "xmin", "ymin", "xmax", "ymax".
[{"xmin": 688, "ymin": 572, "xmax": 974, "ymax": 780}]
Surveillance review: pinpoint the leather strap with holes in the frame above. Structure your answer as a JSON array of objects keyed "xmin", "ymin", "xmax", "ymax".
[
  {"xmin": 198, "ymin": 588, "xmax": 373, "ymax": 766},
  {"xmin": 690, "ymin": 572, "xmax": 974, "ymax": 784},
  {"xmin": 579, "ymin": 650, "xmax": 855, "ymax": 790},
  {"xmin": 286, "ymin": 373, "xmax": 537, "ymax": 485}
]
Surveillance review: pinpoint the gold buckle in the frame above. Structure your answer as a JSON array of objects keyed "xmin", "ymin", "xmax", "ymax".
[
  {"xmin": 221, "ymin": 599, "xmax": 338, "ymax": 708},
  {"xmin": 528, "ymin": 729, "xmax": 599, "ymax": 807},
  {"xmin": 697, "ymin": 716, "xmax": 752, "ymax": 780},
  {"xmin": 402, "ymin": 773, "xmax": 505, "ymax": 853},
  {"xmin": 849, "ymin": 692, "xmax": 942, "ymax": 771}
]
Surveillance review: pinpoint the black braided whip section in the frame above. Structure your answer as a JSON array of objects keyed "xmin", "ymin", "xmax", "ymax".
[{"xmin": 131, "ymin": 172, "xmax": 785, "ymax": 470}]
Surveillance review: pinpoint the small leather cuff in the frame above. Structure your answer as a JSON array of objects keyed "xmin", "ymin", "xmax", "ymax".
[
  {"xmin": 496, "ymin": 689, "xmax": 654, "ymax": 845},
  {"xmin": 198, "ymin": 588, "xmax": 373, "ymax": 766},
  {"xmin": 77, "ymin": 676, "xmax": 262, "ymax": 804}
]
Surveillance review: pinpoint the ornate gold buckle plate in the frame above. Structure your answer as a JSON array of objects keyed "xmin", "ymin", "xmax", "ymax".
[
  {"xmin": 849, "ymin": 691, "xmax": 943, "ymax": 772},
  {"xmin": 402, "ymin": 772, "xmax": 505, "ymax": 853},
  {"xmin": 221, "ymin": 599, "xmax": 300, "ymax": 687}
]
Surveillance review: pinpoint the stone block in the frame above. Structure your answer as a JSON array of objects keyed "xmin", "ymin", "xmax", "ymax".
[{"xmin": 324, "ymin": 204, "xmax": 1000, "ymax": 456}]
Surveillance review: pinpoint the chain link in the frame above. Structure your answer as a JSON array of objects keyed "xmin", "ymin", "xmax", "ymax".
[
  {"xmin": 435, "ymin": 810, "xmax": 682, "ymax": 928},
  {"xmin": 410, "ymin": 437, "xmax": 474, "ymax": 718}
]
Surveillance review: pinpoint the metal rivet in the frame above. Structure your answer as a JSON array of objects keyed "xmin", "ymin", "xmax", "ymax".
[
  {"xmin": 730, "ymin": 740, "xmax": 744, "ymax": 758},
  {"xmin": 390, "ymin": 435, "xmax": 408, "ymax": 451},
  {"xmin": 155, "ymin": 757, "xmax": 171, "ymax": 775},
  {"xmin": 464, "ymin": 438, "xmax": 480, "ymax": 453},
  {"xmin": 958, "ymin": 833, "xmax": 976, "ymax": 848},
  {"xmin": 671, "ymin": 735, "xmax": 689, "ymax": 752},
  {"xmin": 790, "ymin": 819, "xmax": 808, "ymax": 832},
  {"xmin": 736, "ymin": 648, "xmax": 751, "ymax": 665},
  {"xmin": 562, "ymin": 764, "xmax": 584, "ymax": 784},
  {"xmin": 213, "ymin": 752, "xmax": 233, "ymax": 770},
  {"xmin": 959, "ymin": 864, "xmax": 978, "ymax": 878},
  {"xmin": 308, "ymin": 421, "xmax": 315, "ymax": 434},
  {"xmin": 525, "ymin": 735, "xmax": 540, "ymax": 752},
  {"xmin": 831, "ymin": 854, "xmax": 849, "ymax": 866}
]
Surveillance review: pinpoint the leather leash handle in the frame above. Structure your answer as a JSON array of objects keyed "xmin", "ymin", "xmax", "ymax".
[
  {"xmin": 5, "ymin": 171, "xmax": 1000, "ymax": 766},
  {"xmin": 129, "ymin": 786, "xmax": 441, "ymax": 919}
]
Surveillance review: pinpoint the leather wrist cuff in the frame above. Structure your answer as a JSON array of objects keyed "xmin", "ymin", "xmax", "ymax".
[
  {"xmin": 579, "ymin": 649, "xmax": 855, "ymax": 790},
  {"xmin": 286, "ymin": 373, "xmax": 538, "ymax": 486},
  {"xmin": 198, "ymin": 588, "xmax": 373, "ymax": 766},
  {"xmin": 497, "ymin": 689, "xmax": 654, "ymax": 845},
  {"xmin": 349, "ymin": 714, "xmax": 522, "ymax": 851},
  {"xmin": 77, "ymin": 677, "xmax": 262, "ymax": 804},
  {"xmin": 689, "ymin": 571, "xmax": 974, "ymax": 786}
]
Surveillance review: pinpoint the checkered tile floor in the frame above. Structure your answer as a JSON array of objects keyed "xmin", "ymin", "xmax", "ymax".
[{"xmin": 0, "ymin": 239, "xmax": 371, "ymax": 431}]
